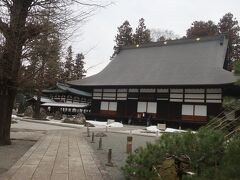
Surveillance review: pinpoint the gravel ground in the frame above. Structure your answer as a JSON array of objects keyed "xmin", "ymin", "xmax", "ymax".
[
  {"xmin": 11, "ymin": 120, "xmax": 73, "ymax": 131},
  {"xmin": 85, "ymin": 128, "xmax": 158, "ymax": 180},
  {"xmin": 0, "ymin": 140, "xmax": 35, "ymax": 174}
]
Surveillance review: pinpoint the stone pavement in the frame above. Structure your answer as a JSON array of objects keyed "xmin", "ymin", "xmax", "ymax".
[{"xmin": 1, "ymin": 130, "xmax": 109, "ymax": 180}]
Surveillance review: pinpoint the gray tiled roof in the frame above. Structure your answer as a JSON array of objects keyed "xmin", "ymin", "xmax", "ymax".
[
  {"xmin": 42, "ymin": 83, "xmax": 91, "ymax": 97},
  {"xmin": 57, "ymin": 83, "xmax": 91, "ymax": 97},
  {"xmin": 69, "ymin": 36, "xmax": 236, "ymax": 87}
]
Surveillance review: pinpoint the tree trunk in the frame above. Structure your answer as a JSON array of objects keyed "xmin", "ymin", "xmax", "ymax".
[
  {"xmin": 0, "ymin": 86, "xmax": 17, "ymax": 145},
  {"xmin": 0, "ymin": 44, "xmax": 21, "ymax": 145},
  {"xmin": 0, "ymin": 38, "xmax": 24, "ymax": 145},
  {"xmin": 33, "ymin": 59, "xmax": 45, "ymax": 119},
  {"xmin": 0, "ymin": 0, "xmax": 33, "ymax": 145},
  {"xmin": 33, "ymin": 89, "xmax": 42, "ymax": 119}
]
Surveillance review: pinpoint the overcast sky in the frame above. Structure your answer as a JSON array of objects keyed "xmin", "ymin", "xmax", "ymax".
[{"xmin": 70, "ymin": 0, "xmax": 240, "ymax": 77}]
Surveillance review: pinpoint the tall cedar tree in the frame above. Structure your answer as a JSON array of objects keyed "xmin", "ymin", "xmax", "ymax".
[
  {"xmin": 218, "ymin": 13, "xmax": 240, "ymax": 62},
  {"xmin": 18, "ymin": 11, "xmax": 62, "ymax": 119},
  {"xmin": 43, "ymin": 36, "xmax": 62, "ymax": 88},
  {"xmin": 112, "ymin": 20, "xmax": 133, "ymax": 58},
  {"xmin": 0, "ymin": 0, "xmax": 108, "ymax": 145},
  {"xmin": 73, "ymin": 53, "xmax": 86, "ymax": 80},
  {"xmin": 20, "ymin": 13, "xmax": 62, "ymax": 91},
  {"xmin": 33, "ymin": 31, "xmax": 62, "ymax": 119},
  {"xmin": 186, "ymin": 20, "xmax": 219, "ymax": 38},
  {"xmin": 64, "ymin": 46, "xmax": 74, "ymax": 82},
  {"xmin": 133, "ymin": 18, "xmax": 151, "ymax": 45},
  {"xmin": 186, "ymin": 13, "xmax": 240, "ymax": 67}
]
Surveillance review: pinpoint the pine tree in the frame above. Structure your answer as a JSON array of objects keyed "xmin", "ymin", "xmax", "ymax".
[
  {"xmin": 73, "ymin": 53, "xmax": 86, "ymax": 80},
  {"xmin": 64, "ymin": 46, "xmax": 74, "ymax": 81},
  {"xmin": 233, "ymin": 60, "xmax": 240, "ymax": 75},
  {"xmin": 133, "ymin": 18, "xmax": 151, "ymax": 45},
  {"xmin": 218, "ymin": 13, "xmax": 240, "ymax": 62},
  {"xmin": 123, "ymin": 128, "xmax": 227, "ymax": 179},
  {"xmin": 112, "ymin": 20, "xmax": 133, "ymax": 58}
]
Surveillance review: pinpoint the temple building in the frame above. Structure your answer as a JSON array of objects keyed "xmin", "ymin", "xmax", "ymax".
[{"xmin": 69, "ymin": 36, "xmax": 236, "ymax": 128}]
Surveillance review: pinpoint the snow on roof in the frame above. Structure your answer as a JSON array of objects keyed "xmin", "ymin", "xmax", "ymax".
[
  {"xmin": 32, "ymin": 96, "xmax": 55, "ymax": 103},
  {"xmin": 41, "ymin": 102, "xmax": 88, "ymax": 108}
]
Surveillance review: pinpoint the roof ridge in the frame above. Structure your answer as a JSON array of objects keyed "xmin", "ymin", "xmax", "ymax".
[{"xmin": 119, "ymin": 35, "xmax": 225, "ymax": 51}]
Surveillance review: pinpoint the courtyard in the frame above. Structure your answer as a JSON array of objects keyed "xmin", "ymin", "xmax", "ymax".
[{"xmin": 0, "ymin": 120, "xmax": 156, "ymax": 180}]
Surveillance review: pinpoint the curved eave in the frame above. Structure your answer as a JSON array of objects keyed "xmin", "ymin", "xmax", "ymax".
[{"xmin": 57, "ymin": 83, "xmax": 91, "ymax": 97}]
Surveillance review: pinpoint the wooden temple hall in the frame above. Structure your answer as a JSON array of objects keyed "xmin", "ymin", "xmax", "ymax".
[{"xmin": 69, "ymin": 36, "xmax": 236, "ymax": 128}]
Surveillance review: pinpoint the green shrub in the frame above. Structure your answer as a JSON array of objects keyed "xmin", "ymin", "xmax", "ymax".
[{"xmin": 122, "ymin": 128, "xmax": 226, "ymax": 180}]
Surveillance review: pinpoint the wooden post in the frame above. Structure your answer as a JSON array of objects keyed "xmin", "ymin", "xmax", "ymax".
[
  {"xmin": 126, "ymin": 136, "xmax": 133, "ymax": 154},
  {"xmin": 106, "ymin": 149, "xmax": 113, "ymax": 166},
  {"xmin": 91, "ymin": 132, "xmax": 95, "ymax": 143},
  {"xmin": 98, "ymin": 137, "xmax": 102, "ymax": 150},
  {"xmin": 87, "ymin": 125, "xmax": 90, "ymax": 137}
]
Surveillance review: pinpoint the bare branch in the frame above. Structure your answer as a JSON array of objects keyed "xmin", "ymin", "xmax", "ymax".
[
  {"xmin": 18, "ymin": 66, "xmax": 42, "ymax": 84},
  {"xmin": 72, "ymin": 0, "xmax": 113, "ymax": 8},
  {"xmin": 83, "ymin": 44, "xmax": 98, "ymax": 56},
  {"xmin": 1, "ymin": 0, "xmax": 12, "ymax": 9},
  {"xmin": 86, "ymin": 61, "xmax": 105, "ymax": 71}
]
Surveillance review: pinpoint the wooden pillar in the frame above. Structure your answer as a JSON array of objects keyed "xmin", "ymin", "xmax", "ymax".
[
  {"xmin": 125, "ymin": 88, "xmax": 129, "ymax": 117},
  {"xmin": 204, "ymin": 88, "xmax": 207, "ymax": 103}
]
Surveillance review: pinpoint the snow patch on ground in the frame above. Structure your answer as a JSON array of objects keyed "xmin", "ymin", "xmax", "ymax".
[
  {"xmin": 46, "ymin": 116, "xmax": 53, "ymax": 120},
  {"xmin": 145, "ymin": 126, "xmax": 187, "ymax": 133},
  {"xmin": 86, "ymin": 120, "xmax": 123, "ymax": 128},
  {"xmin": 11, "ymin": 115, "xmax": 23, "ymax": 121},
  {"xmin": 146, "ymin": 126, "xmax": 160, "ymax": 132},
  {"xmin": 106, "ymin": 122, "xmax": 124, "ymax": 128},
  {"xmin": 86, "ymin": 120, "xmax": 107, "ymax": 127},
  {"xmin": 165, "ymin": 128, "xmax": 186, "ymax": 133}
]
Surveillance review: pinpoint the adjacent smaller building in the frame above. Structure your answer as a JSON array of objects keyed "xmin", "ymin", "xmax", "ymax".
[
  {"xmin": 27, "ymin": 83, "xmax": 92, "ymax": 115},
  {"xmin": 42, "ymin": 82, "xmax": 91, "ymax": 104}
]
